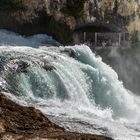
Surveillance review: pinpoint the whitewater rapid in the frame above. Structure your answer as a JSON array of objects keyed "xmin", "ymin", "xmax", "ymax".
[{"xmin": 0, "ymin": 30, "xmax": 140, "ymax": 140}]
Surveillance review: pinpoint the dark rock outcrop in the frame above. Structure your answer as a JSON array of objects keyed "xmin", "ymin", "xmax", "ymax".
[
  {"xmin": 43, "ymin": 64, "xmax": 56, "ymax": 71},
  {"xmin": 0, "ymin": 0, "xmax": 73, "ymax": 45},
  {"xmin": 0, "ymin": 93, "xmax": 113, "ymax": 140},
  {"xmin": 16, "ymin": 61, "xmax": 30, "ymax": 73}
]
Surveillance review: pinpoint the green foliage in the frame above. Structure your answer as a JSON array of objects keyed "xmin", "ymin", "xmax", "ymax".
[
  {"xmin": 131, "ymin": 31, "xmax": 139, "ymax": 43},
  {"xmin": 61, "ymin": 0, "xmax": 86, "ymax": 18},
  {"xmin": 131, "ymin": 31, "xmax": 140, "ymax": 47},
  {"xmin": 48, "ymin": 17, "xmax": 73, "ymax": 45},
  {"xmin": 0, "ymin": 0, "xmax": 23, "ymax": 11}
]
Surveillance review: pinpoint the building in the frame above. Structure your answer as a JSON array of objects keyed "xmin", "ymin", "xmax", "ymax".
[{"xmin": 73, "ymin": 22, "xmax": 131, "ymax": 48}]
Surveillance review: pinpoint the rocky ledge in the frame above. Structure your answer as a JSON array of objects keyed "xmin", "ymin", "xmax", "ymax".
[{"xmin": 0, "ymin": 93, "xmax": 113, "ymax": 140}]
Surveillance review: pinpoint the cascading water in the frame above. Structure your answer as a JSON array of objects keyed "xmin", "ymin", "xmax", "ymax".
[{"xmin": 0, "ymin": 30, "xmax": 140, "ymax": 140}]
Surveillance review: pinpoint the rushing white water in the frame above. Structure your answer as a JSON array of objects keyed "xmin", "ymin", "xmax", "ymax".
[{"xmin": 0, "ymin": 30, "xmax": 140, "ymax": 140}]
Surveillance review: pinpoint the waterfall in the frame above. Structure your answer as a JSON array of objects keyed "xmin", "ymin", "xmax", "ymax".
[{"xmin": 0, "ymin": 30, "xmax": 140, "ymax": 140}]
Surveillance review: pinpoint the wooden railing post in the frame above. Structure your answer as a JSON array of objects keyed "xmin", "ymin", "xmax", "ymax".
[
  {"xmin": 118, "ymin": 33, "xmax": 121, "ymax": 47},
  {"xmin": 84, "ymin": 32, "xmax": 86, "ymax": 42},
  {"xmin": 95, "ymin": 32, "xmax": 97, "ymax": 47}
]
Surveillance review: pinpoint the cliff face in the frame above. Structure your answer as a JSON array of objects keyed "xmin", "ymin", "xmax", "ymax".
[
  {"xmin": 85, "ymin": 0, "xmax": 140, "ymax": 35},
  {"xmin": 0, "ymin": 0, "xmax": 140, "ymax": 44}
]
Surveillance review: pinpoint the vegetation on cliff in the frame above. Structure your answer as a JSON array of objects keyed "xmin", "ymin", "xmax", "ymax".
[
  {"xmin": 0, "ymin": 0, "xmax": 23, "ymax": 11},
  {"xmin": 61, "ymin": 0, "xmax": 86, "ymax": 18},
  {"xmin": 131, "ymin": 31, "xmax": 140, "ymax": 47},
  {"xmin": 48, "ymin": 17, "xmax": 73, "ymax": 45}
]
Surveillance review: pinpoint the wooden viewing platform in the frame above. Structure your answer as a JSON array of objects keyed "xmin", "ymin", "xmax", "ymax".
[{"xmin": 73, "ymin": 22, "xmax": 131, "ymax": 48}]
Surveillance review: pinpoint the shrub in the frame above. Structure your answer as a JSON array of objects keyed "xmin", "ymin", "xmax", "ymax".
[
  {"xmin": 0, "ymin": 0, "xmax": 23, "ymax": 11},
  {"xmin": 48, "ymin": 17, "xmax": 73, "ymax": 45},
  {"xmin": 131, "ymin": 31, "xmax": 140, "ymax": 47},
  {"xmin": 61, "ymin": 0, "xmax": 86, "ymax": 18}
]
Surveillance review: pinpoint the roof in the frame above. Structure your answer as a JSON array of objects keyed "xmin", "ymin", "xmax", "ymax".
[{"xmin": 74, "ymin": 22, "xmax": 128, "ymax": 33}]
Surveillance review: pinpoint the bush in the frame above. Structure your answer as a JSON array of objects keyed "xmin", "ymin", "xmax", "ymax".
[
  {"xmin": 61, "ymin": 0, "xmax": 86, "ymax": 18},
  {"xmin": 0, "ymin": 0, "xmax": 23, "ymax": 11},
  {"xmin": 131, "ymin": 31, "xmax": 140, "ymax": 47},
  {"xmin": 48, "ymin": 17, "xmax": 73, "ymax": 45}
]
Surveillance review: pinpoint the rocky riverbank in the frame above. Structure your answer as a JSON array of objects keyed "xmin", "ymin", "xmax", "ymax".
[{"xmin": 0, "ymin": 93, "xmax": 113, "ymax": 140}]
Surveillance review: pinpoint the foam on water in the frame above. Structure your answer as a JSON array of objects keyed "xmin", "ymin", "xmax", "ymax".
[{"xmin": 0, "ymin": 30, "xmax": 140, "ymax": 140}]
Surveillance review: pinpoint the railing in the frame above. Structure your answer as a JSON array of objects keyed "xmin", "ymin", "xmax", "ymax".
[
  {"xmin": 83, "ymin": 32, "xmax": 130, "ymax": 48},
  {"xmin": 73, "ymin": 32, "xmax": 131, "ymax": 48}
]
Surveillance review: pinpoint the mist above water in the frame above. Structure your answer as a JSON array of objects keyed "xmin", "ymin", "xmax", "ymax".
[{"xmin": 98, "ymin": 47, "xmax": 140, "ymax": 96}]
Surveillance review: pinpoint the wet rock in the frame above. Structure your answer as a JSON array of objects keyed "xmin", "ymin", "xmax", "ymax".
[
  {"xmin": 68, "ymin": 49, "xmax": 77, "ymax": 59},
  {"xmin": 43, "ymin": 63, "xmax": 56, "ymax": 71},
  {"xmin": 16, "ymin": 61, "xmax": 30, "ymax": 73},
  {"xmin": 0, "ymin": 93, "xmax": 113, "ymax": 140}
]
